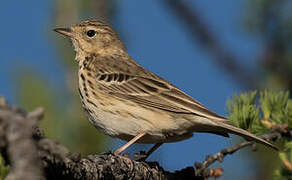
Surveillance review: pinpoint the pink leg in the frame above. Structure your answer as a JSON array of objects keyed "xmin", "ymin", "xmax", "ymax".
[{"xmin": 114, "ymin": 132, "xmax": 146, "ymax": 155}]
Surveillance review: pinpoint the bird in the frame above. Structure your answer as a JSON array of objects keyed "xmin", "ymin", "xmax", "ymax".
[{"xmin": 54, "ymin": 19, "xmax": 278, "ymax": 160}]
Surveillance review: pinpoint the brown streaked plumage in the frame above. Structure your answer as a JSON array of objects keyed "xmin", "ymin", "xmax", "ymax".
[{"xmin": 54, "ymin": 19, "xmax": 278, "ymax": 160}]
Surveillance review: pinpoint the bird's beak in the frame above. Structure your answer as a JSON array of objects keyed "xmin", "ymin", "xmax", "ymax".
[{"xmin": 54, "ymin": 28, "xmax": 73, "ymax": 38}]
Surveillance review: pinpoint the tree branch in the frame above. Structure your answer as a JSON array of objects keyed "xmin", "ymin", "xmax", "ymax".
[
  {"xmin": 0, "ymin": 95, "xmax": 286, "ymax": 179},
  {"xmin": 0, "ymin": 95, "xmax": 203, "ymax": 180},
  {"xmin": 161, "ymin": 0, "xmax": 258, "ymax": 89},
  {"xmin": 195, "ymin": 141, "xmax": 253, "ymax": 177},
  {"xmin": 194, "ymin": 125, "xmax": 288, "ymax": 178},
  {"xmin": 0, "ymin": 96, "xmax": 44, "ymax": 180}
]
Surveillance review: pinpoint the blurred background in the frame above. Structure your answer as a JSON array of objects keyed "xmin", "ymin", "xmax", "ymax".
[{"xmin": 0, "ymin": 0, "xmax": 291, "ymax": 179}]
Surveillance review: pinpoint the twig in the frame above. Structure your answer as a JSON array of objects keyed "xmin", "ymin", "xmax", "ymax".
[
  {"xmin": 161, "ymin": 0, "xmax": 258, "ymax": 89},
  {"xmin": 195, "ymin": 141, "xmax": 253, "ymax": 177},
  {"xmin": 195, "ymin": 125, "xmax": 289, "ymax": 178},
  {"xmin": 1, "ymin": 94, "xmax": 290, "ymax": 179},
  {"xmin": 281, "ymin": 158, "xmax": 292, "ymax": 172}
]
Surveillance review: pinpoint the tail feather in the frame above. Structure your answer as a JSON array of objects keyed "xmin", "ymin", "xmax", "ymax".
[{"xmin": 215, "ymin": 121, "xmax": 278, "ymax": 151}]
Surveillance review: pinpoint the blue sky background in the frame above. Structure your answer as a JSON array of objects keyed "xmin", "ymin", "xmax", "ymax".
[{"xmin": 0, "ymin": 1, "xmax": 267, "ymax": 179}]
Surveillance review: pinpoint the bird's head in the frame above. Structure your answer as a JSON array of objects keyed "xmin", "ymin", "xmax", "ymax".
[{"xmin": 54, "ymin": 20, "xmax": 125, "ymax": 60}]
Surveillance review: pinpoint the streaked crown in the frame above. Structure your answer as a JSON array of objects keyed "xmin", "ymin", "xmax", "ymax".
[{"xmin": 55, "ymin": 19, "xmax": 126, "ymax": 59}]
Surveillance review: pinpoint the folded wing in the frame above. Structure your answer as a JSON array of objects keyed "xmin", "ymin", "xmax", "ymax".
[{"xmin": 96, "ymin": 72, "xmax": 227, "ymax": 122}]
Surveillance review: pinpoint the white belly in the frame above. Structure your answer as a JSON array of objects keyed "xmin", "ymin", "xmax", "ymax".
[
  {"xmin": 83, "ymin": 98, "xmax": 194, "ymax": 143},
  {"xmin": 78, "ymin": 70, "xmax": 194, "ymax": 143}
]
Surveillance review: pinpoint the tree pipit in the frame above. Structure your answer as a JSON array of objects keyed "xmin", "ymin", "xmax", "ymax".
[{"xmin": 54, "ymin": 20, "xmax": 278, "ymax": 160}]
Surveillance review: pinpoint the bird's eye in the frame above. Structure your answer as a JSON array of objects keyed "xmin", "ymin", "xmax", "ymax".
[{"xmin": 86, "ymin": 30, "xmax": 96, "ymax": 37}]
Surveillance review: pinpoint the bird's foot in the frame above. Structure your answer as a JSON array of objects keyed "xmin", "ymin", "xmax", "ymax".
[
  {"xmin": 114, "ymin": 152, "xmax": 134, "ymax": 170},
  {"xmin": 134, "ymin": 151, "xmax": 148, "ymax": 161}
]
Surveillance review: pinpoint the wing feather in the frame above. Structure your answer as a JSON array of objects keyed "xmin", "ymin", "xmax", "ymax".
[{"xmin": 96, "ymin": 73, "xmax": 226, "ymax": 121}]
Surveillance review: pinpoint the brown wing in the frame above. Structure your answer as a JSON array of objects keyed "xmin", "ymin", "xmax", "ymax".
[{"xmin": 96, "ymin": 72, "xmax": 227, "ymax": 121}]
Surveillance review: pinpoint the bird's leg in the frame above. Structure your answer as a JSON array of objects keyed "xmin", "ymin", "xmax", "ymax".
[
  {"xmin": 146, "ymin": 143, "xmax": 163, "ymax": 158},
  {"xmin": 136, "ymin": 143, "xmax": 163, "ymax": 161},
  {"xmin": 114, "ymin": 132, "xmax": 146, "ymax": 155}
]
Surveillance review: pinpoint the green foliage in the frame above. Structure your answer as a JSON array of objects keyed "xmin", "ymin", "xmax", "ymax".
[
  {"xmin": 260, "ymin": 91, "xmax": 292, "ymax": 127},
  {"xmin": 274, "ymin": 144, "xmax": 292, "ymax": 179},
  {"xmin": 274, "ymin": 168, "xmax": 292, "ymax": 180},
  {"xmin": 0, "ymin": 155, "xmax": 9, "ymax": 180},
  {"xmin": 227, "ymin": 91, "xmax": 261, "ymax": 133},
  {"xmin": 227, "ymin": 90, "xmax": 292, "ymax": 134},
  {"xmin": 227, "ymin": 90, "xmax": 292, "ymax": 179}
]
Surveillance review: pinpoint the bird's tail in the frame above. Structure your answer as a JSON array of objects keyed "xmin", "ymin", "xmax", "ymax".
[{"xmin": 214, "ymin": 121, "xmax": 278, "ymax": 151}]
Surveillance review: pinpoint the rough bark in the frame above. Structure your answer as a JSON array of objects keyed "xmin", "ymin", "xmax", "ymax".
[
  {"xmin": 1, "ymin": 95, "xmax": 286, "ymax": 179},
  {"xmin": 0, "ymin": 95, "xmax": 202, "ymax": 180}
]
